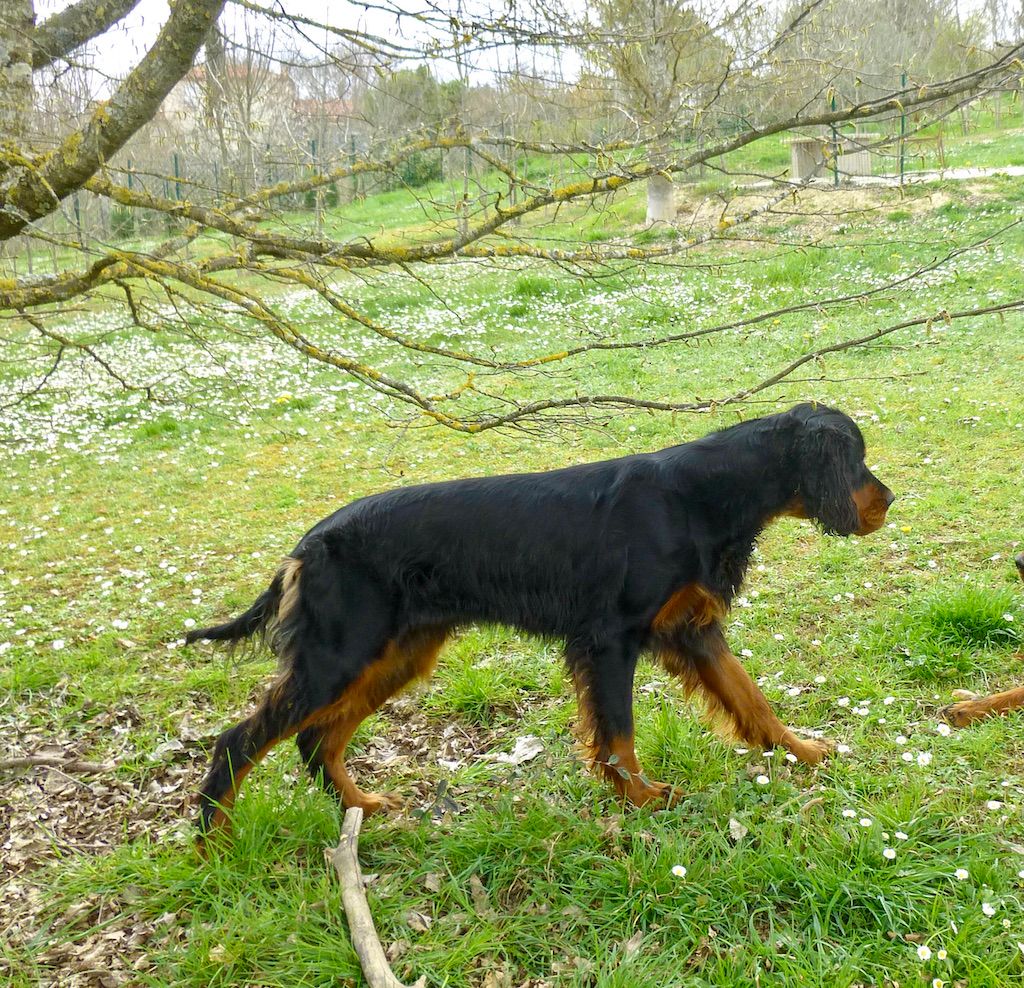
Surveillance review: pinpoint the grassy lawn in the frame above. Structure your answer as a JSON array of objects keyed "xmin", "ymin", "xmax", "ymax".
[{"xmin": 2, "ymin": 140, "xmax": 1024, "ymax": 986}]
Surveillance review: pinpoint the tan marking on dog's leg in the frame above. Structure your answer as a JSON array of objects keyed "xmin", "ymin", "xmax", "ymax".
[
  {"xmin": 941, "ymin": 685, "xmax": 1024, "ymax": 727},
  {"xmin": 310, "ymin": 628, "xmax": 447, "ymax": 814}
]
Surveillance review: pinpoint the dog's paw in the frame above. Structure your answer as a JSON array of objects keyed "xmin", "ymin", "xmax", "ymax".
[
  {"xmin": 939, "ymin": 701, "xmax": 985, "ymax": 728},
  {"xmin": 787, "ymin": 736, "xmax": 832, "ymax": 766},
  {"xmin": 349, "ymin": 790, "xmax": 403, "ymax": 816},
  {"xmin": 627, "ymin": 777, "xmax": 684, "ymax": 809}
]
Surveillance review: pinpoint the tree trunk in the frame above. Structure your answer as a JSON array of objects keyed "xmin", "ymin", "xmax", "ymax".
[
  {"xmin": 0, "ymin": 0, "xmax": 34, "ymax": 147},
  {"xmin": 646, "ymin": 173, "xmax": 674, "ymax": 224},
  {"xmin": 644, "ymin": 1, "xmax": 675, "ymax": 227},
  {"xmin": 204, "ymin": 24, "xmax": 232, "ymax": 183}
]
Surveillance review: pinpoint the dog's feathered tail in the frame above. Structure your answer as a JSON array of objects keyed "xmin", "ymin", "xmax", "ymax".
[{"xmin": 185, "ymin": 557, "xmax": 303, "ymax": 648}]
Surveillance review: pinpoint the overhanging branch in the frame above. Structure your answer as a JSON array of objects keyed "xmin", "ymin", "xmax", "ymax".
[
  {"xmin": 1, "ymin": 0, "xmax": 225, "ymax": 240},
  {"xmin": 32, "ymin": 0, "xmax": 143, "ymax": 70}
]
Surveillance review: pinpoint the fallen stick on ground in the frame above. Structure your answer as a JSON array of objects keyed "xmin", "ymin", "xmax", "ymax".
[
  {"xmin": 330, "ymin": 807, "xmax": 427, "ymax": 988},
  {"xmin": 0, "ymin": 755, "xmax": 117, "ymax": 773}
]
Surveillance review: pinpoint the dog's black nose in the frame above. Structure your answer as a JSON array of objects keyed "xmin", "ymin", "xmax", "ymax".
[{"xmin": 883, "ymin": 487, "xmax": 896, "ymax": 508}]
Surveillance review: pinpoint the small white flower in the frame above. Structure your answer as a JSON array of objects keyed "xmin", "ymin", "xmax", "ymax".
[
  {"xmin": 936, "ymin": 948, "xmax": 947, "ymax": 960},
  {"xmin": 51, "ymin": 639, "xmax": 66, "ymax": 650},
  {"xmin": 785, "ymin": 752, "xmax": 798, "ymax": 763},
  {"xmin": 741, "ymin": 648, "xmax": 753, "ymax": 657},
  {"xmin": 837, "ymin": 697, "xmax": 850, "ymax": 707},
  {"xmin": 883, "ymin": 696, "xmax": 895, "ymax": 705},
  {"xmin": 883, "ymin": 848, "xmax": 896, "ymax": 860},
  {"xmin": 901, "ymin": 752, "xmax": 914, "ymax": 762},
  {"xmin": 895, "ymin": 735, "xmax": 908, "ymax": 744},
  {"xmin": 671, "ymin": 864, "xmax": 687, "ymax": 878},
  {"xmin": 1004, "ymin": 613, "xmax": 1015, "ymax": 623},
  {"xmin": 895, "ymin": 831, "xmax": 909, "ymax": 841},
  {"xmin": 814, "ymin": 675, "xmax": 826, "ymax": 684},
  {"xmin": 932, "ymin": 979, "xmax": 944, "ymax": 988},
  {"xmin": 842, "ymin": 809, "xmax": 857, "ymax": 818},
  {"xmin": 755, "ymin": 775, "xmax": 770, "ymax": 785},
  {"xmin": 936, "ymin": 723, "xmax": 952, "ymax": 737},
  {"xmin": 917, "ymin": 944, "xmax": 932, "ymax": 961},
  {"xmin": 836, "ymin": 744, "xmax": 852, "ymax": 754},
  {"xmin": 859, "ymin": 818, "xmax": 873, "ymax": 828},
  {"xmin": 986, "ymin": 800, "xmax": 1003, "ymax": 810},
  {"xmin": 982, "ymin": 902, "xmax": 996, "ymax": 917},
  {"xmin": 954, "ymin": 868, "xmax": 969, "ymax": 881},
  {"xmin": 917, "ymin": 752, "xmax": 933, "ymax": 767},
  {"xmin": 773, "ymin": 633, "xmax": 785, "ymax": 641},
  {"xmin": 183, "ymin": 618, "xmax": 196, "ymax": 628}
]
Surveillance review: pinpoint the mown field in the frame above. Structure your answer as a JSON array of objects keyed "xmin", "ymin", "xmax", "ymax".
[{"xmin": 2, "ymin": 126, "xmax": 1024, "ymax": 987}]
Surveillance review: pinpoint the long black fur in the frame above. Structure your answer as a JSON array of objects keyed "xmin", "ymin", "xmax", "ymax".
[
  {"xmin": 186, "ymin": 587, "xmax": 277, "ymax": 643},
  {"xmin": 189, "ymin": 402, "xmax": 894, "ymax": 831}
]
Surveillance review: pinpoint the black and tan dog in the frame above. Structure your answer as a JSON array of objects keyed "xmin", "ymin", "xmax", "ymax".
[
  {"xmin": 941, "ymin": 553, "xmax": 1024, "ymax": 727},
  {"xmin": 187, "ymin": 402, "xmax": 894, "ymax": 838}
]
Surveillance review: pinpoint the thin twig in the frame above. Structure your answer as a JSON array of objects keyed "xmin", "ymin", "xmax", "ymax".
[{"xmin": 0, "ymin": 755, "xmax": 117, "ymax": 773}]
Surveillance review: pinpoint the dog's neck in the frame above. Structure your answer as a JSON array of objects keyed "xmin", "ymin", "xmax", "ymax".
[
  {"xmin": 670, "ymin": 433, "xmax": 801, "ymax": 533},
  {"xmin": 658, "ymin": 440, "xmax": 801, "ymax": 604}
]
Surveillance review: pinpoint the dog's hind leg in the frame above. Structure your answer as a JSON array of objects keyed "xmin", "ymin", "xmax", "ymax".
[
  {"xmin": 298, "ymin": 626, "xmax": 448, "ymax": 815},
  {"xmin": 570, "ymin": 636, "xmax": 679, "ymax": 808},
  {"xmin": 657, "ymin": 623, "xmax": 831, "ymax": 765},
  {"xmin": 197, "ymin": 622, "xmax": 395, "ymax": 839},
  {"xmin": 197, "ymin": 669, "xmax": 313, "ymax": 839}
]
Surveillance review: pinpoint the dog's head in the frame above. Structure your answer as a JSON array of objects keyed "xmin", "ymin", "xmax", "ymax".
[
  {"xmin": 786, "ymin": 403, "xmax": 895, "ymax": 537},
  {"xmin": 1016, "ymin": 552, "xmax": 1024, "ymax": 582}
]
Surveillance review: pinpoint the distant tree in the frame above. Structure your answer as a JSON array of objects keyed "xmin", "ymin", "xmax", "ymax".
[
  {"xmin": 364, "ymin": 66, "xmax": 451, "ymax": 138},
  {"xmin": 588, "ymin": 0, "xmax": 731, "ymax": 222},
  {"xmin": 182, "ymin": 17, "xmax": 294, "ymax": 192},
  {"xmin": 769, "ymin": 0, "xmax": 989, "ymax": 118}
]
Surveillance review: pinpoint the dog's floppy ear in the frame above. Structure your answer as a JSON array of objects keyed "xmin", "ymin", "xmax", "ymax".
[{"xmin": 795, "ymin": 420, "xmax": 860, "ymax": 536}]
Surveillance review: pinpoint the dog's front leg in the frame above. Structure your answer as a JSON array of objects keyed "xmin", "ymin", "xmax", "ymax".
[
  {"xmin": 657, "ymin": 623, "xmax": 831, "ymax": 765},
  {"xmin": 941, "ymin": 686, "xmax": 1024, "ymax": 727}
]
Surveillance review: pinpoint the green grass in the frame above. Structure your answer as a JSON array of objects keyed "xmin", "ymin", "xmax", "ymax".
[
  {"xmin": 4, "ymin": 116, "xmax": 1024, "ymax": 988},
  {"xmin": 513, "ymin": 273, "xmax": 558, "ymax": 298},
  {"xmin": 874, "ymin": 589, "xmax": 1022, "ymax": 682}
]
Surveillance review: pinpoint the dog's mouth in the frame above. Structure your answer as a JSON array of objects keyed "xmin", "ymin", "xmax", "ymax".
[
  {"xmin": 852, "ymin": 482, "xmax": 895, "ymax": 536},
  {"xmin": 781, "ymin": 496, "xmax": 808, "ymax": 520}
]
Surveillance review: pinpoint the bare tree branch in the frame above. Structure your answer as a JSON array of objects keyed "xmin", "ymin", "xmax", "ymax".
[
  {"xmin": 1, "ymin": 0, "xmax": 226, "ymax": 239},
  {"xmin": 31, "ymin": 0, "xmax": 143, "ymax": 70}
]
